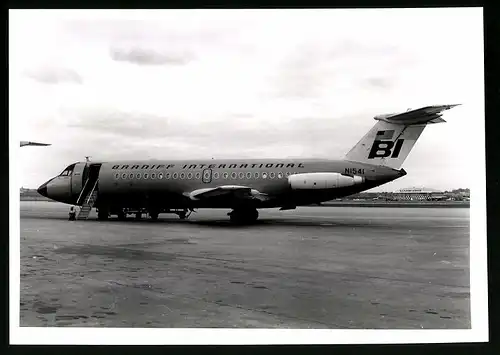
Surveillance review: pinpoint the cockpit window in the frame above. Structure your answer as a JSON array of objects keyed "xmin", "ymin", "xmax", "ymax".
[{"xmin": 59, "ymin": 163, "xmax": 76, "ymax": 177}]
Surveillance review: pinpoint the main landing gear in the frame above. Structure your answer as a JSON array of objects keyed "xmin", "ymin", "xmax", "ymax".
[
  {"xmin": 228, "ymin": 208, "xmax": 259, "ymax": 224},
  {"xmin": 100, "ymin": 207, "xmax": 193, "ymax": 221},
  {"xmin": 149, "ymin": 211, "xmax": 159, "ymax": 221},
  {"xmin": 146, "ymin": 208, "xmax": 192, "ymax": 221},
  {"xmin": 177, "ymin": 208, "xmax": 193, "ymax": 220}
]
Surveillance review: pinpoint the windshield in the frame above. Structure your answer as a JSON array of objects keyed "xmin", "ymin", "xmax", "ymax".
[{"xmin": 59, "ymin": 163, "xmax": 76, "ymax": 177}]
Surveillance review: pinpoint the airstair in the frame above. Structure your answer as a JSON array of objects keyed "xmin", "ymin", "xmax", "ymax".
[{"xmin": 76, "ymin": 179, "xmax": 98, "ymax": 220}]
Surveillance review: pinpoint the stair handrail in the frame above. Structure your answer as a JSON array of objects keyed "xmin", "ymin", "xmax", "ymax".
[
  {"xmin": 85, "ymin": 179, "xmax": 99, "ymax": 205},
  {"xmin": 76, "ymin": 178, "xmax": 91, "ymax": 205}
]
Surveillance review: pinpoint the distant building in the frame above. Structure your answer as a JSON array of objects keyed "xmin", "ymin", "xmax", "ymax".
[{"xmin": 393, "ymin": 187, "xmax": 446, "ymax": 201}]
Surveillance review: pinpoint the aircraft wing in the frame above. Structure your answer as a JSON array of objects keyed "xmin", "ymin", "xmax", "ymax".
[
  {"xmin": 375, "ymin": 104, "xmax": 460, "ymax": 125},
  {"xmin": 184, "ymin": 185, "xmax": 270, "ymax": 202},
  {"xmin": 20, "ymin": 141, "xmax": 51, "ymax": 147}
]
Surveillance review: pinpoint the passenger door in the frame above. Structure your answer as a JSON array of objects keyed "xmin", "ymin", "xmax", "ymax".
[{"xmin": 71, "ymin": 162, "xmax": 87, "ymax": 196}]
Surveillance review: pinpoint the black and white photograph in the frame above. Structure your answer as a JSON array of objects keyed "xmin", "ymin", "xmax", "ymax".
[{"xmin": 10, "ymin": 8, "xmax": 487, "ymax": 344}]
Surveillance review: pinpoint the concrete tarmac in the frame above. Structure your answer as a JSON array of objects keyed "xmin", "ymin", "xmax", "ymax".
[{"xmin": 19, "ymin": 201, "xmax": 470, "ymax": 328}]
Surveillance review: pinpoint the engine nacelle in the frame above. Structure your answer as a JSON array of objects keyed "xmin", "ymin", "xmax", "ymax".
[{"xmin": 288, "ymin": 172, "xmax": 364, "ymax": 190}]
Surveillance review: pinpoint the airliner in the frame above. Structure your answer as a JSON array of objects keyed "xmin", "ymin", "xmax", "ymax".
[
  {"xmin": 20, "ymin": 141, "xmax": 51, "ymax": 147},
  {"xmin": 37, "ymin": 105, "xmax": 459, "ymax": 223}
]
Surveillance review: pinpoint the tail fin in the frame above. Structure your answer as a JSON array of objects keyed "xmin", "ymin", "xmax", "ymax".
[{"xmin": 344, "ymin": 104, "xmax": 459, "ymax": 169}]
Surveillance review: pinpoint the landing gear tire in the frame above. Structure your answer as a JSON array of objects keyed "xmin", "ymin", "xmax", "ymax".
[
  {"xmin": 228, "ymin": 208, "xmax": 259, "ymax": 224},
  {"xmin": 178, "ymin": 211, "xmax": 186, "ymax": 220},
  {"xmin": 97, "ymin": 210, "xmax": 108, "ymax": 221},
  {"xmin": 135, "ymin": 212, "xmax": 142, "ymax": 220},
  {"xmin": 149, "ymin": 212, "xmax": 159, "ymax": 221}
]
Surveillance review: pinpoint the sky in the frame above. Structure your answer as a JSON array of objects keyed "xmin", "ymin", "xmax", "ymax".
[{"xmin": 9, "ymin": 8, "xmax": 484, "ymax": 192}]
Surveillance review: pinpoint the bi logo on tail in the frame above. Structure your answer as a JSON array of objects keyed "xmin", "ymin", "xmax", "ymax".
[{"xmin": 368, "ymin": 130, "xmax": 404, "ymax": 159}]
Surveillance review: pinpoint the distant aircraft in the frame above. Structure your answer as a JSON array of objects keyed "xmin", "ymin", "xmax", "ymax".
[
  {"xmin": 20, "ymin": 141, "xmax": 51, "ymax": 147},
  {"xmin": 37, "ymin": 105, "xmax": 459, "ymax": 223}
]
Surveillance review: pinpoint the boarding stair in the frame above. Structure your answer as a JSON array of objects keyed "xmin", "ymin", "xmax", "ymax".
[{"xmin": 77, "ymin": 179, "xmax": 99, "ymax": 220}]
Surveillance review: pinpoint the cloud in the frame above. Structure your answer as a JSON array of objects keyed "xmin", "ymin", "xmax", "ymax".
[
  {"xmin": 270, "ymin": 39, "xmax": 410, "ymax": 100},
  {"xmin": 364, "ymin": 77, "xmax": 393, "ymax": 89},
  {"xmin": 271, "ymin": 45, "xmax": 330, "ymax": 99},
  {"xmin": 109, "ymin": 46, "xmax": 194, "ymax": 66},
  {"xmin": 25, "ymin": 67, "xmax": 83, "ymax": 84},
  {"xmin": 326, "ymin": 40, "xmax": 400, "ymax": 60},
  {"xmin": 64, "ymin": 106, "xmax": 367, "ymax": 161}
]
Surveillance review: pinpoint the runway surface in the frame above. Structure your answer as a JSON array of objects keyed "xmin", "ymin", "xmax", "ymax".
[{"xmin": 19, "ymin": 201, "xmax": 470, "ymax": 328}]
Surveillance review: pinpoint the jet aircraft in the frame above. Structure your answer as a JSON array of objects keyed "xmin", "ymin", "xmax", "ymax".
[
  {"xmin": 37, "ymin": 105, "xmax": 459, "ymax": 223},
  {"xmin": 20, "ymin": 141, "xmax": 51, "ymax": 147}
]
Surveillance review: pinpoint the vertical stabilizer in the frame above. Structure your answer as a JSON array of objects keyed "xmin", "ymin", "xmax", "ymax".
[{"xmin": 344, "ymin": 105, "xmax": 459, "ymax": 170}]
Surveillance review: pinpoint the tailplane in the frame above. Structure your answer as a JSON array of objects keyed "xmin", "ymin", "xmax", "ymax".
[{"xmin": 344, "ymin": 105, "xmax": 459, "ymax": 169}]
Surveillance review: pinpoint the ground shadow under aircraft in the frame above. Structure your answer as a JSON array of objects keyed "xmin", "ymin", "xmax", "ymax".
[{"xmin": 21, "ymin": 213, "xmax": 393, "ymax": 229}]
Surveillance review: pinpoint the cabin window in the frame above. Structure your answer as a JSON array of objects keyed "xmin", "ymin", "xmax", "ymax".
[
  {"xmin": 246, "ymin": 172, "xmax": 252, "ymax": 179},
  {"xmin": 129, "ymin": 173, "xmax": 134, "ymax": 179},
  {"xmin": 278, "ymin": 172, "xmax": 283, "ymax": 179},
  {"xmin": 158, "ymin": 173, "xmax": 163, "ymax": 179},
  {"xmin": 223, "ymin": 172, "xmax": 229, "ymax": 179},
  {"xmin": 180, "ymin": 172, "xmax": 185, "ymax": 179},
  {"xmin": 195, "ymin": 172, "xmax": 201, "ymax": 179},
  {"xmin": 213, "ymin": 172, "xmax": 220, "ymax": 179},
  {"xmin": 254, "ymin": 172, "xmax": 259, "ymax": 179},
  {"xmin": 187, "ymin": 172, "xmax": 193, "ymax": 179},
  {"xmin": 269, "ymin": 172, "xmax": 275, "ymax": 179},
  {"xmin": 238, "ymin": 172, "xmax": 244, "ymax": 179},
  {"xmin": 144, "ymin": 173, "xmax": 149, "ymax": 179},
  {"xmin": 172, "ymin": 172, "xmax": 178, "ymax": 179},
  {"xmin": 165, "ymin": 173, "xmax": 170, "ymax": 179},
  {"xmin": 122, "ymin": 173, "xmax": 127, "ymax": 179},
  {"xmin": 114, "ymin": 173, "xmax": 120, "ymax": 179},
  {"xmin": 151, "ymin": 173, "xmax": 156, "ymax": 179},
  {"xmin": 231, "ymin": 172, "xmax": 237, "ymax": 179},
  {"xmin": 136, "ymin": 173, "xmax": 141, "ymax": 179},
  {"xmin": 262, "ymin": 172, "xmax": 268, "ymax": 179}
]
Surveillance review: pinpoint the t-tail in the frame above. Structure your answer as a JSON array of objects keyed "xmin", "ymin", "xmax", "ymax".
[{"xmin": 344, "ymin": 104, "xmax": 460, "ymax": 170}]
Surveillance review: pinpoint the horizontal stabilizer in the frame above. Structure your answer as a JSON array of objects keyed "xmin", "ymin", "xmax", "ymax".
[{"xmin": 374, "ymin": 104, "xmax": 460, "ymax": 125}]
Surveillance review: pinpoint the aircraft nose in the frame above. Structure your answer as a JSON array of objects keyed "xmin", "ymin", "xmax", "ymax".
[{"xmin": 37, "ymin": 182, "xmax": 48, "ymax": 197}]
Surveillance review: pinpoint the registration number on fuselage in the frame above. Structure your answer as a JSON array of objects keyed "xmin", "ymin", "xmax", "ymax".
[{"xmin": 344, "ymin": 168, "xmax": 365, "ymax": 175}]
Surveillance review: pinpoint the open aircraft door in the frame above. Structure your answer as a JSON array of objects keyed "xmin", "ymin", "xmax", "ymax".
[{"xmin": 71, "ymin": 162, "xmax": 88, "ymax": 196}]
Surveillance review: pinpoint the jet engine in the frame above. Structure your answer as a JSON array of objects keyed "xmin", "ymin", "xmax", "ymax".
[{"xmin": 288, "ymin": 172, "xmax": 364, "ymax": 190}]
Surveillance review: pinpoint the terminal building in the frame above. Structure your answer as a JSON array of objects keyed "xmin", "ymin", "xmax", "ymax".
[{"xmin": 393, "ymin": 187, "xmax": 447, "ymax": 201}]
